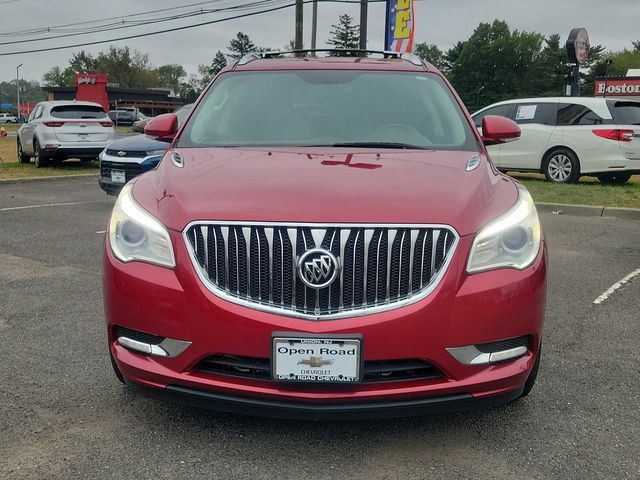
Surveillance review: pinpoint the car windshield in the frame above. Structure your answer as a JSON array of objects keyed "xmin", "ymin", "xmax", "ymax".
[
  {"xmin": 51, "ymin": 105, "xmax": 107, "ymax": 119},
  {"xmin": 178, "ymin": 71, "xmax": 476, "ymax": 150}
]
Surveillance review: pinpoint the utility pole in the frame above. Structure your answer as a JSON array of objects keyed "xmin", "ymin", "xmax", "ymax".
[
  {"xmin": 310, "ymin": 0, "xmax": 318, "ymax": 55},
  {"xmin": 16, "ymin": 64, "xmax": 23, "ymax": 119},
  {"xmin": 295, "ymin": 0, "xmax": 303, "ymax": 56},
  {"xmin": 359, "ymin": 0, "xmax": 368, "ymax": 50}
]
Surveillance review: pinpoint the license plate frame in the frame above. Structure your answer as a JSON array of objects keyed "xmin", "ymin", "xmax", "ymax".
[
  {"xmin": 111, "ymin": 170, "xmax": 126, "ymax": 184},
  {"xmin": 271, "ymin": 332, "xmax": 363, "ymax": 384}
]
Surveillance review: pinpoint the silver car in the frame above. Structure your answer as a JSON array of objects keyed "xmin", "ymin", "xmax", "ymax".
[{"xmin": 17, "ymin": 101, "xmax": 115, "ymax": 168}]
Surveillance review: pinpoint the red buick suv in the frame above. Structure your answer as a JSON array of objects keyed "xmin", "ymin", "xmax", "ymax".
[{"xmin": 104, "ymin": 51, "xmax": 546, "ymax": 419}]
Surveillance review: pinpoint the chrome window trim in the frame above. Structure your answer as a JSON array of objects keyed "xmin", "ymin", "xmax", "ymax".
[{"xmin": 182, "ymin": 221, "xmax": 460, "ymax": 321}]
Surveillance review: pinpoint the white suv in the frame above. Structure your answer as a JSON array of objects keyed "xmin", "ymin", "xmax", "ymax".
[
  {"xmin": 472, "ymin": 97, "xmax": 640, "ymax": 184},
  {"xmin": 0, "ymin": 113, "xmax": 18, "ymax": 123},
  {"xmin": 17, "ymin": 101, "xmax": 115, "ymax": 168}
]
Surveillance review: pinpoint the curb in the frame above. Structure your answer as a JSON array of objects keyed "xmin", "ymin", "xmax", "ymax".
[
  {"xmin": 536, "ymin": 202, "xmax": 640, "ymax": 220},
  {"xmin": 0, "ymin": 173, "xmax": 99, "ymax": 185}
]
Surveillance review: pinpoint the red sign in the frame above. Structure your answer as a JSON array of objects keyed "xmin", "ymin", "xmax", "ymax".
[
  {"xmin": 74, "ymin": 73, "xmax": 109, "ymax": 111},
  {"xmin": 595, "ymin": 78, "xmax": 640, "ymax": 96},
  {"xmin": 19, "ymin": 103, "xmax": 35, "ymax": 117}
]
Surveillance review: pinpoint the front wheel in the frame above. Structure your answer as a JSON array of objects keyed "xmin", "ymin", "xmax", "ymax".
[
  {"xmin": 33, "ymin": 140, "xmax": 49, "ymax": 168},
  {"xmin": 597, "ymin": 173, "xmax": 631, "ymax": 185},
  {"xmin": 17, "ymin": 139, "xmax": 30, "ymax": 163},
  {"xmin": 543, "ymin": 149, "xmax": 580, "ymax": 183}
]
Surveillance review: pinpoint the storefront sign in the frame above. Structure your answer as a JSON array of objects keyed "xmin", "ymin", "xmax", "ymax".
[
  {"xmin": 385, "ymin": 0, "xmax": 416, "ymax": 53},
  {"xmin": 595, "ymin": 78, "xmax": 640, "ymax": 96}
]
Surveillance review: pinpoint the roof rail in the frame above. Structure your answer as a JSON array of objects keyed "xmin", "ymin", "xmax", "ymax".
[
  {"xmin": 235, "ymin": 49, "xmax": 427, "ymax": 69},
  {"xmin": 261, "ymin": 49, "xmax": 401, "ymax": 59}
]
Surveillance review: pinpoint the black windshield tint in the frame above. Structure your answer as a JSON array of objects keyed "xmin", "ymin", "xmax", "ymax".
[
  {"xmin": 50, "ymin": 105, "xmax": 107, "ymax": 119},
  {"xmin": 178, "ymin": 71, "xmax": 477, "ymax": 151}
]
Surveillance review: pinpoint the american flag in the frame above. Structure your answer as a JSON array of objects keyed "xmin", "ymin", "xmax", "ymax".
[{"xmin": 386, "ymin": 0, "xmax": 416, "ymax": 53}]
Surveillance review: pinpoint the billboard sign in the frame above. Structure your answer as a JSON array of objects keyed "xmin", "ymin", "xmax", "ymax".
[
  {"xmin": 385, "ymin": 0, "xmax": 415, "ymax": 53},
  {"xmin": 566, "ymin": 28, "xmax": 590, "ymax": 64}
]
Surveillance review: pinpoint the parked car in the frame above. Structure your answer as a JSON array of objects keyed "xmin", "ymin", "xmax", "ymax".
[
  {"xmin": 131, "ymin": 117, "xmax": 149, "ymax": 133},
  {"xmin": 0, "ymin": 112, "xmax": 18, "ymax": 123},
  {"xmin": 104, "ymin": 52, "xmax": 546, "ymax": 419},
  {"xmin": 98, "ymin": 104, "xmax": 193, "ymax": 195},
  {"xmin": 472, "ymin": 97, "xmax": 640, "ymax": 184},
  {"xmin": 17, "ymin": 101, "xmax": 115, "ymax": 168},
  {"xmin": 108, "ymin": 109, "xmax": 139, "ymax": 127}
]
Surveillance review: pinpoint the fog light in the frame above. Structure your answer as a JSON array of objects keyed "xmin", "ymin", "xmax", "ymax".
[{"xmin": 44, "ymin": 144, "xmax": 60, "ymax": 151}]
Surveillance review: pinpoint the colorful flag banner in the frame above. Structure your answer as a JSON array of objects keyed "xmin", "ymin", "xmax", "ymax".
[{"xmin": 385, "ymin": 0, "xmax": 416, "ymax": 53}]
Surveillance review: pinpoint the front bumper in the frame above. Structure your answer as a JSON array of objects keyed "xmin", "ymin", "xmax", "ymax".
[{"xmin": 104, "ymin": 233, "xmax": 547, "ymax": 418}]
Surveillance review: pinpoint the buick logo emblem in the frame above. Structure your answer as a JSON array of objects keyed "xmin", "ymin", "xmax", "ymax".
[{"xmin": 297, "ymin": 248, "xmax": 339, "ymax": 289}]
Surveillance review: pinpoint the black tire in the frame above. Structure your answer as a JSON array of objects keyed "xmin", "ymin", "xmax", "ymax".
[
  {"xmin": 543, "ymin": 148, "xmax": 580, "ymax": 184},
  {"xmin": 33, "ymin": 139, "xmax": 49, "ymax": 168},
  {"xmin": 597, "ymin": 173, "xmax": 632, "ymax": 185},
  {"xmin": 17, "ymin": 138, "xmax": 30, "ymax": 163},
  {"xmin": 110, "ymin": 351, "xmax": 126, "ymax": 384},
  {"xmin": 520, "ymin": 344, "xmax": 541, "ymax": 398}
]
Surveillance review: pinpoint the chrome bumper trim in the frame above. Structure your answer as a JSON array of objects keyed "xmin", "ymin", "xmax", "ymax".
[
  {"xmin": 117, "ymin": 336, "xmax": 191, "ymax": 357},
  {"xmin": 446, "ymin": 345, "xmax": 527, "ymax": 366}
]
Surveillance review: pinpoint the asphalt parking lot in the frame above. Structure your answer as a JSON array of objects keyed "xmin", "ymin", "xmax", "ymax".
[{"xmin": 1, "ymin": 177, "xmax": 638, "ymax": 480}]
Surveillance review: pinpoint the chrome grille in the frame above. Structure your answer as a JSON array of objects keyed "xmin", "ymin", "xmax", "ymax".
[{"xmin": 184, "ymin": 222, "xmax": 458, "ymax": 320}]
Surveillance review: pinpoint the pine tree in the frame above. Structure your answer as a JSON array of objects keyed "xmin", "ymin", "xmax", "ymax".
[
  {"xmin": 228, "ymin": 32, "xmax": 257, "ymax": 59},
  {"xmin": 326, "ymin": 15, "xmax": 359, "ymax": 56}
]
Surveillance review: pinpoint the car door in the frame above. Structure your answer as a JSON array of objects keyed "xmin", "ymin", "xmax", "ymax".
[
  {"xmin": 497, "ymin": 102, "xmax": 557, "ymax": 170},
  {"xmin": 20, "ymin": 104, "xmax": 42, "ymax": 154},
  {"xmin": 471, "ymin": 103, "xmax": 515, "ymax": 167}
]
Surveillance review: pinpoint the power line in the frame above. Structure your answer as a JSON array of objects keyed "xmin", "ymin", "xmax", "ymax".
[
  {"xmin": 0, "ymin": 0, "xmax": 229, "ymax": 36},
  {"xmin": 0, "ymin": 0, "xmax": 385, "ymax": 57},
  {"xmin": 0, "ymin": 0, "xmax": 291, "ymax": 46}
]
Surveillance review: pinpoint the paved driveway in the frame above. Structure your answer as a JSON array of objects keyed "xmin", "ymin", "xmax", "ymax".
[{"xmin": 1, "ymin": 177, "xmax": 638, "ymax": 479}]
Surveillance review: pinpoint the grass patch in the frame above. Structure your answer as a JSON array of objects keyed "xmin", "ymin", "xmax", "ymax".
[
  {"xmin": 0, "ymin": 122, "xmax": 20, "ymax": 132},
  {"xmin": 512, "ymin": 173, "xmax": 640, "ymax": 209},
  {"xmin": 0, "ymin": 137, "xmax": 98, "ymax": 180}
]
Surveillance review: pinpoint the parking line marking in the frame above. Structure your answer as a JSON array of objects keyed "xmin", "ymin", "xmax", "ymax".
[
  {"xmin": 593, "ymin": 268, "xmax": 640, "ymax": 305},
  {"xmin": 1, "ymin": 201, "xmax": 97, "ymax": 211},
  {"xmin": 96, "ymin": 230, "xmax": 106, "ymax": 234}
]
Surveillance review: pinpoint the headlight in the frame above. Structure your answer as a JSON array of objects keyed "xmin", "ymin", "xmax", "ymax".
[
  {"xmin": 108, "ymin": 183, "xmax": 175, "ymax": 268},
  {"xmin": 467, "ymin": 187, "xmax": 541, "ymax": 273},
  {"xmin": 146, "ymin": 149, "xmax": 167, "ymax": 156}
]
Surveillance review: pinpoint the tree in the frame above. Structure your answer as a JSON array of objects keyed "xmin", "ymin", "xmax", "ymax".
[
  {"xmin": 228, "ymin": 32, "xmax": 257, "ymax": 59},
  {"xmin": 42, "ymin": 66, "xmax": 72, "ymax": 87},
  {"xmin": 447, "ymin": 21, "xmax": 544, "ymax": 112},
  {"xmin": 633, "ymin": 40, "xmax": 640, "ymax": 52},
  {"xmin": 533, "ymin": 34, "xmax": 571, "ymax": 97},
  {"xmin": 326, "ymin": 14, "xmax": 359, "ymax": 55},
  {"xmin": 414, "ymin": 43, "xmax": 446, "ymax": 71},
  {"xmin": 156, "ymin": 64, "xmax": 187, "ymax": 93},
  {"xmin": 95, "ymin": 46, "xmax": 158, "ymax": 88}
]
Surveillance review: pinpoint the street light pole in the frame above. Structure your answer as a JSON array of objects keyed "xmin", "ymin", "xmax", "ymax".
[{"xmin": 16, "ymin": 63, "xmax": 23, "ymax": 119}]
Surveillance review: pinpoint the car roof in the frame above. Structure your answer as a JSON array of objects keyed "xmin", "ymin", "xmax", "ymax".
[
  {"xmin": 42, "ymin": 100, "xmax": 105, "ymax": 108},
  {"xmin": 473, "ymin": 96, "xmax": 627, "ymax": 120},
  {"xmin": 229, "ymin": 56, "xmax": 433, "ymax": 73}
]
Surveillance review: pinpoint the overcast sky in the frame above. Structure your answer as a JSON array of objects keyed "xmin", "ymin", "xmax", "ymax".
[{"xmin": 0, "ymin": 0, "xmax": 638, "ymax": 83}]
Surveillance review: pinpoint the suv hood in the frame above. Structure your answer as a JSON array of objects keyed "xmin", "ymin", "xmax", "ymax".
[
  {"xmin": 105, "ymin": 134, "xmax": 168, "ymax": 152},
  {"xmin": 132, "ymin": 147, "xmax": 518, "ymax": 236}
]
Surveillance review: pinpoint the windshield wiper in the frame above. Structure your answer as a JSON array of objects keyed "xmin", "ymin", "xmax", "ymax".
[{"xmin": 331, "ymin": 142, "xmax": 428, "ymax": 150}]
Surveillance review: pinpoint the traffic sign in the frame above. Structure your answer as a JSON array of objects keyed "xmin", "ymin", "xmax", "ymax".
[{"xmin": 0, "ymin": 103, "xmax": 12, "ymax": 109}]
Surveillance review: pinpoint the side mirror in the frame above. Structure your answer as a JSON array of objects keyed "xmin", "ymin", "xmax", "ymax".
[
  {"xmin": 144, "ymin": 113, "xmax": 178, "ymax": 140},
  {"xmin": 482, "ymin": 115, "xmax": 521, "ymax": 146}
]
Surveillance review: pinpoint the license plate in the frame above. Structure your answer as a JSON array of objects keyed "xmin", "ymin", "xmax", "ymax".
[
  {"xmin": 77, "ymin": 133, "xmax": 90, "ymax": 141},
  {"xmin": 111, "ymin": 170, "xmax": 126, "ymax": 184},
  {"xmin": 272, "ymin": 334, "xmax": 362, "ymax": 383}
]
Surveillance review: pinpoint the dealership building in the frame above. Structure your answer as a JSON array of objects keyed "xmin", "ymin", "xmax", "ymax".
[{"xmin": 42, "ymin": 73, "xmax": 186, "ymax": 115}]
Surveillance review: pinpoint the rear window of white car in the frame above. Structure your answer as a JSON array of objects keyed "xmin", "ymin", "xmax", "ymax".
[
  {"xmin": 608, "ymin": 101, "xmax": 640, "ymax": 126},
  {"xmin": 50, "ymin": 105, "xmax": 107, "ymax": 119}
]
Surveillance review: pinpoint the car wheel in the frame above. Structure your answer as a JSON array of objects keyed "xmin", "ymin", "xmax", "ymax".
[
  {"xmin": 543, "ymin": 149, "xmax": 580, "ymax": 184},
  {"xmin": 33, "ymin": 140, "xmax": 49, "ymax": 168},
  {"xmin": 597, "ymin": 173, "xmax": 632, "ymax": 185},
  {"xmin": 17, "ymin": 139, "xmax": 30, "ymax": 163},
  {"xmin": 110, "ymin": 351, "xmax": 126, "ymax": 384},
  {"xmin": 520, "ymin": 344, "xmax": 541, "ymax": 398}
]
